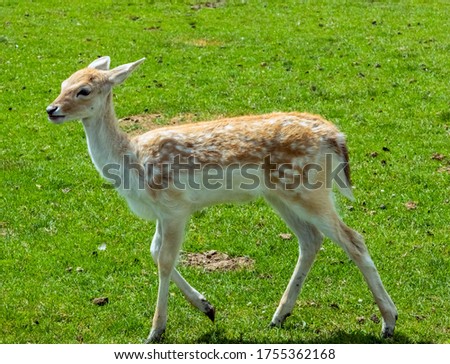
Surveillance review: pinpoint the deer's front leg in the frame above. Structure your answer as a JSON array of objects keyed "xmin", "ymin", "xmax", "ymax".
[
  {"xmin": 150, "ymin": 221, "xmax": 215, "ymax": 323},
  {"xmin": 146, "ymin": 217, "xmax": 186, "ymax": 343}
]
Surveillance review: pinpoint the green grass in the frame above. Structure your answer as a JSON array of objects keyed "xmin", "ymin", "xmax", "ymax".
[{"xmin": 1, "ymin": 0, "xmax": 449, "ymax": 344}]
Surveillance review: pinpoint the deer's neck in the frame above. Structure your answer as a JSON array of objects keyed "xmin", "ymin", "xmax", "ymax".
[{"xmin": 82, "ymin": 93, "xmax": 132, "ymax": 177}]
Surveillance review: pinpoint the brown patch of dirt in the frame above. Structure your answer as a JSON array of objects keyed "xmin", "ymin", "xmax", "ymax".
[
  {"xmin": 190, "ymin": 1, "xmax": 226, "ymax": 11},
  {"xmin": 169, "ymin": 113, "xmax": 200, "ymax": 125},
  {"xmin": 144, "ymin": 26, "xmax": 161, "ymax": 32},
  {"xmin": 188, "ymin": 39, "xmax": 225, "ymax": 48},
  {"xmin": 119, "ymin": 114, "xmax": 162, "ymax": 136},
  {"xmin": 119, "ymin": 113, "xmax": 198, "ymax": 136},
  {"xmin": 437, "ymin": 166, "xmax": 450, "ymax": 174},
  {"xmin": 181, "ymin": 250, "xmax": 254, "ymax": 272}
]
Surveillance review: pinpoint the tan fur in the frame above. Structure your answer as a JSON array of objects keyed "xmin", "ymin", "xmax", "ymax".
[{"xmin": 134, "ymin": 112, "xmax": 335, "ymax": 165}]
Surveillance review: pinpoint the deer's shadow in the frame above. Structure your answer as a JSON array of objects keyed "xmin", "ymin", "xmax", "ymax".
[{"xmin": 193, "ymin": 326, "xmax": 417, "ymax": 344}]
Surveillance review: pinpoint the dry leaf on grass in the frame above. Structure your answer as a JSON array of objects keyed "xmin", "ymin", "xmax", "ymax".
[
  {"xmin": 431, "ymin": 153, "xmax": 445, "ymax": 161},
  {"xmin": 92, "ymin": 297, "xmax": 109, "ymax": 306},
  {"xmin": 405, "ymin": 201, "xmax": 418, "ymax": 210}
]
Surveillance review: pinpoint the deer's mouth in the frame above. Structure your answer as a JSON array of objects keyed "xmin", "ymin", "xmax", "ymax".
[{"xmin": 48, "ymin": 115, "xmax": 66, "ymax": 123}]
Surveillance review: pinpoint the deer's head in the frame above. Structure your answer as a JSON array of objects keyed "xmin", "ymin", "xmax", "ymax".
[{"xmin": 46, "ymin": 56, "xmax": 145, "ymax": 124}]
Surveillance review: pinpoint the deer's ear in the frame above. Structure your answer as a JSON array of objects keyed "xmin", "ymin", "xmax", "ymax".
[
  {"xmin": 88, "ymin": 56, "xmax": 111, "ymax": 70},
  {"xmin": 107, "ymin": 58, "xmax": 146, "ymax": 85}
]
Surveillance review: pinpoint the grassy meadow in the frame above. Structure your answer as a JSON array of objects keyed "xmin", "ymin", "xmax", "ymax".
[{"xmin": 1, "ymin": 0, "xmax": 449, "ymax": 344}]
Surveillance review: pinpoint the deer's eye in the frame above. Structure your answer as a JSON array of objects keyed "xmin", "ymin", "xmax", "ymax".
[{"xmin": 77, "ymin": 88, "xmax": 91, "ymax": 97}]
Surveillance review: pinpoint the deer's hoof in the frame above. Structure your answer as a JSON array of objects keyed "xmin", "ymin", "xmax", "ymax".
[{"xmin": 145, "ymin": 328, "xmax": 165, "ymax": 343}]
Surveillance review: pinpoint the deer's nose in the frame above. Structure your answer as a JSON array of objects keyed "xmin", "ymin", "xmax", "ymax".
[{"xmin": 46, "ymin": 105, "xmax": 58, "ymax": 116}]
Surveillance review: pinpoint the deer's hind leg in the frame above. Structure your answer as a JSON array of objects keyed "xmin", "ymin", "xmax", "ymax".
[
  {"xmin": 313, "ymin": 215, "xmax": 398, "ymax": 337},
  {"xmin": 264, "ymin": 194, "xmax": 324, "ymax": 327},
  {"xmin": 290, "ymin": 189, "xmax": 398, "ymax": 338}
]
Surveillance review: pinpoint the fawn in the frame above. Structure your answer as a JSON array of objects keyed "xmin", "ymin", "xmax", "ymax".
[{"xmin": 47, "ymin": 56, "xmax": 397, "ymax": 342}]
